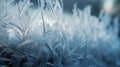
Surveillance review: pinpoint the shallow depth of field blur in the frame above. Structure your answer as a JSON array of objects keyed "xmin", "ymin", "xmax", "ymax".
[{"xmin": 0, "ymin": 0, "xmax": 120, "ymax": 67}]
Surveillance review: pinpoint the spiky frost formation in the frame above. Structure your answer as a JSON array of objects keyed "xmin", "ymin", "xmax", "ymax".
[{"xmin": 0, "ymin": 0, "xmax": 120, "ymax": 67}]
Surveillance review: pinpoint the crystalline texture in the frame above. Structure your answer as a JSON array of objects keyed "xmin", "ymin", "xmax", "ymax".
[{"xmin": 0, "ymin": 0, "xmax": 120, "ymax": 67}]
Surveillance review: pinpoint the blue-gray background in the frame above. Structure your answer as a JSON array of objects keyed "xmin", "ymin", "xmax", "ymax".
[{"xmin": 15, "ymin": 0, "xmax": 101, "ymax": 16}]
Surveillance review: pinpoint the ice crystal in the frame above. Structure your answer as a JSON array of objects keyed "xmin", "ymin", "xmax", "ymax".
[{"xmin": 0, "ymin": 0, "xmax": 120, "ymax": 67}]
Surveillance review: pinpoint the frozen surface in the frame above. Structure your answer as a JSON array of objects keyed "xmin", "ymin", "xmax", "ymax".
[{"xmin": 0, "ymin": 0, "xmax": 120, "ymax": 67}]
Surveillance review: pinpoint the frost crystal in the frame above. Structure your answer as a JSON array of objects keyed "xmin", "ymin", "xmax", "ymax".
[{"xmin": 0, "ymin": 0, "xmax": 120, "ymax": 67}]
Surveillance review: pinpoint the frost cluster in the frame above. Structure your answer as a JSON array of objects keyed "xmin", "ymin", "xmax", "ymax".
[{"xmin": 0, "ymin": 0, "xmax": 120, "ymax": 67}]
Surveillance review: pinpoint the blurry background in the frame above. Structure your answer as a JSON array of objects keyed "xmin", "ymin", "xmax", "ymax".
[{"xmin": 15, "ymin": 0, "xmax": 101, "ymax": 16}]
